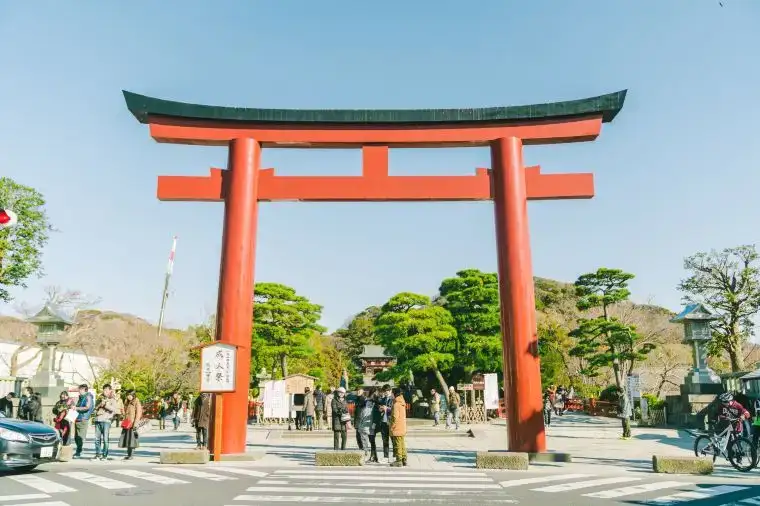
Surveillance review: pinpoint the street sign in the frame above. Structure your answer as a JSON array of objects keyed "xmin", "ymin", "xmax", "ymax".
[
  {"xmin": 200, "ymin": 342, "xmax": 237, "ymax": 393},
  {"xmin": 472, "ymin": 373, "xmax": 485, "ymax": 391},
  {"xmin": 457, "ymin": 383, "xmax": 474, "ymax": 391}
]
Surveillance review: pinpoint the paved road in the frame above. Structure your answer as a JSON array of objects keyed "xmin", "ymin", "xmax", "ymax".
[{"xmin": 2, "ymin": 463, "xmax": 760, "ymax": 505}]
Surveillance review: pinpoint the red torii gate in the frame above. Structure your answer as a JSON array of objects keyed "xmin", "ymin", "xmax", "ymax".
[{"xmin": 124, "ymin": 90, "xmax": 626, "ymax": 457}]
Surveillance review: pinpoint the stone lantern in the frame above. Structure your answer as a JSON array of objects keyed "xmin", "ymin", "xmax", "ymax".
[
  {"xmin": 670, "ymin": 303, "xmax": 724, "ymax": 428},
  {"xmin": 670, "ymin": 303, "xmax": 722, "ymax": 393},
  {"xmin": 27, "ymin": 304, "xmax": 73, "ymax": 405}
]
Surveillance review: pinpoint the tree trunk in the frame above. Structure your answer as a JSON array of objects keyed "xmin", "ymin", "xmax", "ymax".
[
  {"xmin": 280, "ymin": 354, "xmax": 288, "ymax": 378},
  {"xmin": 621, "ymin": 416, "xmax": 632, "ymax": 438},
  {"xmin": 433, "ymin": 368, "xmax": 449, "ymax": 395},
  {"xmin": 10, "ymin": 347, "xmax": 40, "ymax": 377},
  {"xmin": 728, "ymin": 342, "xmax": 745, "ymax": 372}
]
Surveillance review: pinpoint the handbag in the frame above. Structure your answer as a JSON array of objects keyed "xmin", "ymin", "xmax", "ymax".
[
  {"xmin": 64, "ymin": 408, "xmax": 79, "ymax": 424},
  {"xmin": 121, "ymin": 419, "xmax": 133, "ymax": 429},
  {"xmin": 340, "ymin": 413, "xmax": 351, "ymax": 423}
]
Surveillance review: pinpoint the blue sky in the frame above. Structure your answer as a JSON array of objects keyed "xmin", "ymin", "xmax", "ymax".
[{"xmin": 1, "ymin": 1, "xmax": 758, "ymax": 332}]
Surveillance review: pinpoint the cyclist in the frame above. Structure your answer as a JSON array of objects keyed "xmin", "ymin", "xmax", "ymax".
[{"xmin": 714, "ymin": 392, "xmax": 751, "ymax": 437}]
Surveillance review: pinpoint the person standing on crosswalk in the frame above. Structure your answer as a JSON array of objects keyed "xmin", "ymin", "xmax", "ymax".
[
  {"xmin": 73, "ymin": 384, "xmax": 95, "ymax": 458},
  {"xmin": 119, "ymin": 390, "xmax": 142, "ymax": 460},
  {"xmin": 390, "ymin": 387, "xmax": 407, "ymax": 467},
  {"xmin": 92, "ymin": 384, "xmax": 119, "ymax": 460},
  {"xmin": 192, "ymin": 393, "xmax": 211, "ymax": 449},
  {"xmin": 332, "ymin": 387, "xmax": 350, "ymax": 450}
]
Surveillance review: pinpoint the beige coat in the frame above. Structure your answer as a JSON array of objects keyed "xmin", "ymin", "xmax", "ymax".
[
  {"xmin": 123, "ymin": 397, "xmax": 143, "ymax": 424},
  {"xmin": 390, "ymin": 395, "xmax": 407, "ymax": 437}
]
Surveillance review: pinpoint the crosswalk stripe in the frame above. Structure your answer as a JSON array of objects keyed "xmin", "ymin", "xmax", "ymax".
[
  {"xmin": 245, "ymin": 486, "xmax": 500, "ymax": 496},
  {"xmin": 2, "ymin": 502, "xmax": 70, "ymax": 506},
  {"xmin": 272, "ymin": 474, "xmax": 492, "ymax": 482},
  {"xmin": 231, "ymin": 497, "xmax": 517, "ymax": 504},
  {"xmin": 499, "ymin": 474, "xmax": 593, "ymax": 488},
  {"xmin": 584, "ymin": 481, "xmax": 690, "ymax": 499},
  {"xmin": 739, "ymin": 498, "xmax": 760, "ymax": 506},
  {"xmin": 274, "ymin": 470, "xmax": 488, "ymax": 477},
  {"xmin": 258, "ymin": 480, "xmax": 290, "ymax": 485},
  {"xmin": 111, "ymin": 469, "xmax": 190, "ymax": 485},
  {"xmin": 208, "ymin": 466, "xmax": 268, "ymax": 477},
  {"xmin": 532, "ymin": 476, "xmax": 642, "ymax": 493},
  {"xmin": 258, "ymin": 481, "xmax": 500, "ymax": 490},
  {"xmin": 57, "ymin": 471, "xmax": 135, "ymax": 490},
  {"xmin": 650, "ymin": 485, "xmax": 748, "ymax": 504},
  {"xmin": 0, "ymin": 495, "xmax": 51, "ymax": 503},
  {"xmin": 7, "ymin": 475, "xmax": 77, "ymax": 494},
  {"xmin": 155, "ymin": 467, "xmax": 238, "ymax": 481}
]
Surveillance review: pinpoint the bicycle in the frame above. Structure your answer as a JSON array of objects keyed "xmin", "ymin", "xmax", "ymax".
[{"xmin": 693, "ymin": 417, "xmax": 757, "ymax": 472}]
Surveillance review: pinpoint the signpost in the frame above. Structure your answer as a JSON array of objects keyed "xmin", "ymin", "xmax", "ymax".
[{"xmin": 199, "ymin": 342, "xmax": 237, "ymax": 461}]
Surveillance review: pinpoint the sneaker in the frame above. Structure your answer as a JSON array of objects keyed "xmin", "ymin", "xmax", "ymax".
[
  {"xmin": 91, "ymin": 455, "xmax": 101, "ymax": 461},
  {"xmin": 390, "ymin": 460, "xmax": 404, "ymax": 467}
]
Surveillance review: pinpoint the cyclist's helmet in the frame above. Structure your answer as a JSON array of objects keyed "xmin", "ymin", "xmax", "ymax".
[{"xmin": 719, "ymin": 392, "xmax": 734, "ymax": 404}]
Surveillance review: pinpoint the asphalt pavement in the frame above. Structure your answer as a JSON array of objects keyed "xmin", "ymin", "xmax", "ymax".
[{"xmin": 2, "ymin": 462, "xmax": 760, "ymax": 506}]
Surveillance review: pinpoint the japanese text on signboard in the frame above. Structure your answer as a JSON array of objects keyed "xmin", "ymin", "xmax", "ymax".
[{"xmin": 200, "ymin": 343, "xmax": 236, "ymax": 392}]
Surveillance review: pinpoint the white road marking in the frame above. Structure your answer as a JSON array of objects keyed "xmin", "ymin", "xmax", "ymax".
[
  {"xmin": 209, "ymin": 466, "xmax": 268, "ymax": 477},
  {"xmin": 2, "ymin": 502, "xmax": 70, "ymax": 506},
  {"xmin": 738, "ymin": 498, "xmax": 760, "ymax": 506},
  {"xmin": 650, "ymin": 485, "xmax": 748, "ymax": 504},
  {"xmin": 155, "ymin": 467, "xmax": 238, "ymax": 481},
  {"xmin": 253, "ymin": 481, "xmax": 500, "ymax": 489},
  {"xmin": 245, "ymin": 486, "xmax": 493, "ymax": 496},
  {"xmin": 273, "ymin": 474, "xmax": 492, "ymax": 482},
  {"xmin": 274, "ymin": 470, "xmax": 487, "ymax": 477},
  {"xmin": 57, "ymin": 471, "xmax": 135, "ymax": 490},
  {"xmin": 231, "ymin": 497, "xmax": 516, "ymax": 504},
  {"xmin": 257, "ymin": 480, "xmax": 290, "ymax": 485},
  {"xmin": 584, "ymin": 481, "xmax": 690, "ymax": 498},
  {"xmin": 7, "ymin": 475, "xmax": 77, "ymax": 494},
  {"xmin": 499, "ymin": 473, "xmax": 593, "ymax": 488},
  {"xmin": 0, "ymin": 495, "xmax": 51, "ymax": 503},
  {"xmin": 533, "ymin": 476, "xmax": 642, "ymax": 492},
  {"xmin": 111, "ymin": 469, "xmax": 190, "ymax": 485}
]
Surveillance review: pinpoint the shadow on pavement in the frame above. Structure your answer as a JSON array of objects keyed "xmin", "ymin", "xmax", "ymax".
[{"xmin": 622, "ymin": 483, "xmax": 760, "ymax": 505}]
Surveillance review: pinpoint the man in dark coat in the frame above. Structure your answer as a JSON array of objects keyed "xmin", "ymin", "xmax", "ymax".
[
  {"xmin": 0, "ymin": 392, "xmax": 15, "ymax": 417},
  {"xmin": 192, "ymin": 393, "xmax": 212, "ymax": 450}
]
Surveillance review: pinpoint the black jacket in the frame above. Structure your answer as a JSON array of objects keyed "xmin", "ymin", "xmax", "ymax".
[
  {"xmin": 26, "ymin": 396, "xmax": 43, "ymax": 422},
  {"xmin": 331, "ymin": 396, "xmax": 349, "ymax": 431},
  {"xmin": 0, "ymin": 397, "xmax": 13, "ymax": 417}
]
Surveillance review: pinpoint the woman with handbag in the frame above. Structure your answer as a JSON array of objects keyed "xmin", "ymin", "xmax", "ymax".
[
  {"xmin": 332, "ymin": 387, "xmax": 350, "ymax": 450},
  {"xmin": 118, "ymin": 390, "xmax": 142, "ymax": 460},
  {"xmin": 52, "ymin": 391, "xmax": 74, "ymax": 445}
]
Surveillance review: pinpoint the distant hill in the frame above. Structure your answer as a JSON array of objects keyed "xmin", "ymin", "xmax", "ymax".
[{"xmin": 0, "ymin": 309, "xmax": 190, "ymax": 375}]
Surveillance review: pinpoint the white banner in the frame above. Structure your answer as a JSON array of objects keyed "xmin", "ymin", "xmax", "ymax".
[
  {"xmin": 484, "ymin": 373, "xmax": 499, "ymax": 410},
  {"xmin": 263, "ymin": 380, "xmax": 289, "ymax": 419}
]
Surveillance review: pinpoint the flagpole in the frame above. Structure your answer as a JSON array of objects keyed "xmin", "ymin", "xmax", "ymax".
[{"xmin": 157, "ymin": 235, "xmax": 177, "ymax": 339}]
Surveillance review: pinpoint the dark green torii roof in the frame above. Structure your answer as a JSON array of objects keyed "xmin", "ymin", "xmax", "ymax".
[{"xmin": 123, "ymin": 90, "xmax": 627, "ymax": 126}]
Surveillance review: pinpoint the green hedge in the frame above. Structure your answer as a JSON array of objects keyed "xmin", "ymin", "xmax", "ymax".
[
  {"xmin": 315, "ymin": 451, "xmax": 364, "ymax": 467},
  {"xmin": 475, "ymin": 452, "xmax": 529, "ymax": 470},
  {"xmin": 652, "ymin": 455, "xmax": 713, "ymax": 475}
]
